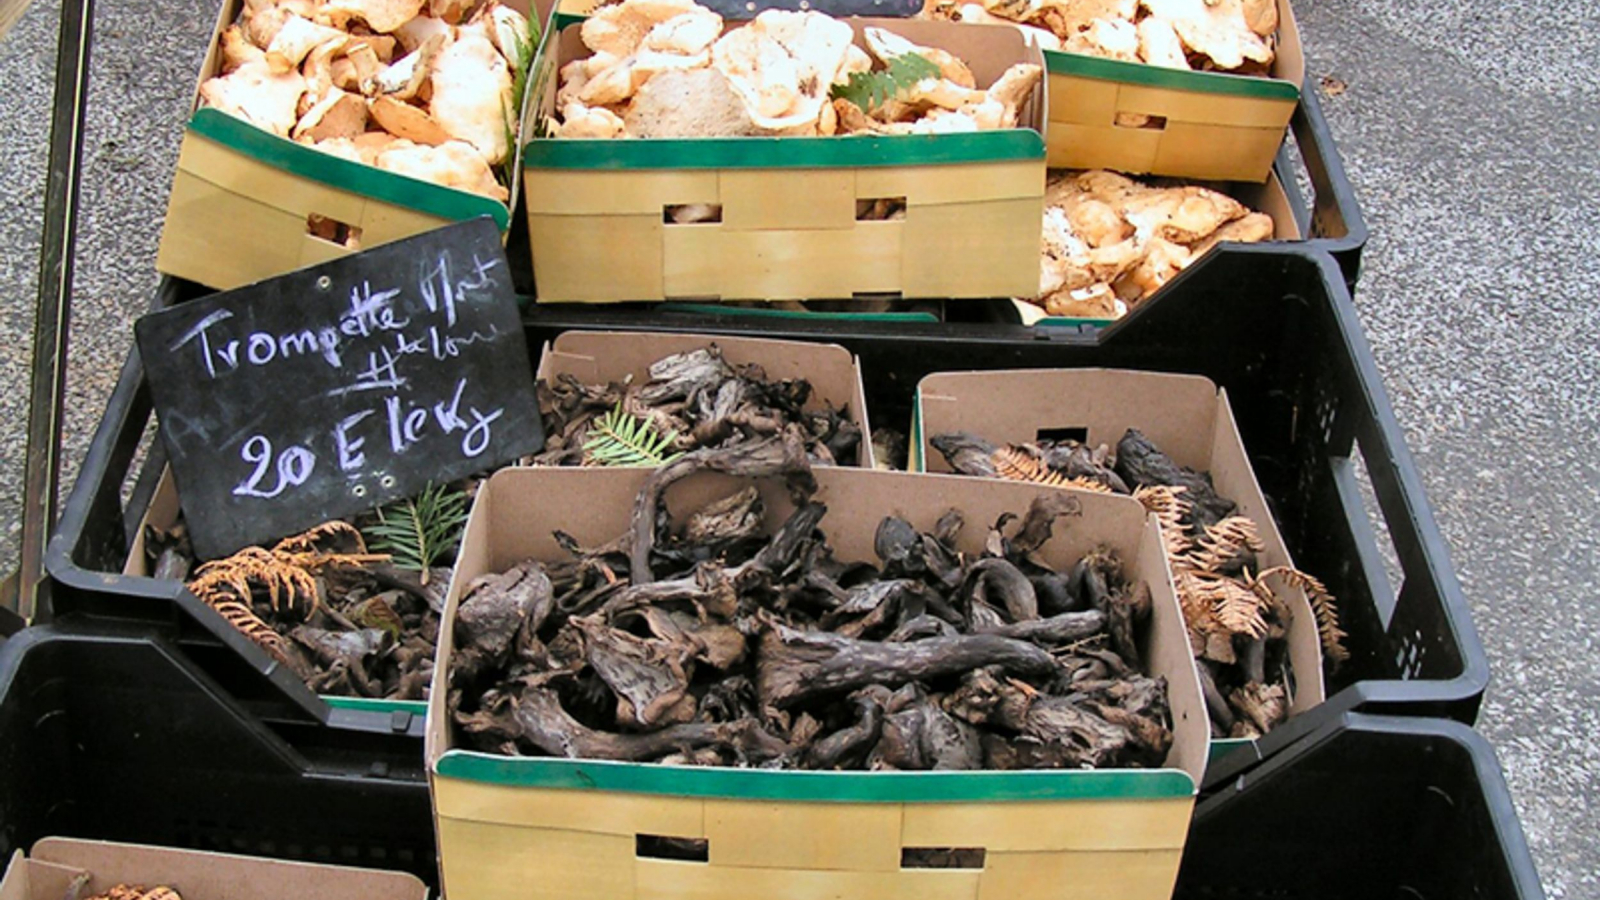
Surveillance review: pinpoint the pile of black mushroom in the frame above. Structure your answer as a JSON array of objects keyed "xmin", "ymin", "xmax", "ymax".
[
  {"xmin": 157, "ymin": 519, "xmax": 448, "ymax": 701},
  {"xmin": 933, "ymin": 428, "xmax": 1348, "ymax": 739},
  {"xmin": 447, "ymin": 438, "xmax": 1172, "ymax": 770},
  {"xmin": 534, "ymin": 344, "xmax": 861, "ymax": 467}
]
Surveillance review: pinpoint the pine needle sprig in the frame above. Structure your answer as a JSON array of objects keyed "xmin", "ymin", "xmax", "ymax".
[
  {"xmin": 364, "ymin": 482, "xmax": 470, "ymax": 584},
  {"xmin": 583, "ymin": 404, "xmax": 684, "ymax": 467},
  {"xmin": 829, "ymin": 53, "xmax": 940, "ymax": 113}
]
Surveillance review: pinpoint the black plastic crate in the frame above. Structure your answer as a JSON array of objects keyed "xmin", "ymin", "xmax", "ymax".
[
  {"xmin": 1178, "ymin": 712, "xmax": 1546, "ymax": 900},
  {"xmin": 47, "ymin": 249, "xmax": 1478, "ymax": 772},
  {"xmin": 0, "ymin": 623, "xmax": 434, "ymax": 882},
  {"xmin": 0, "ymin": 626, "xmax": 1541, "ymax": 899}
]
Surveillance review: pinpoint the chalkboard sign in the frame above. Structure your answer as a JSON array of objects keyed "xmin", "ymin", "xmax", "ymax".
[{"xmin": 135, "ymin": 218, "xmax": 542, "ymax": 560}]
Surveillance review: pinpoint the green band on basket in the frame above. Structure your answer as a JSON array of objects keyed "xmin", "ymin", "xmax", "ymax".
[
  {"xmin": 523, "ymin": 130, "xmax": 1046, "ymax": 170},
  {"xmin": 1044, "ymin": 51, "xmax": 1300, "ymax": 102},
  {"xmin": 436, "ymin": 751, "xmax": 1195, "ymax": 801},
  {"xmin": 187, "ymin": 108, "xmax": 512, "ymax": 230}
]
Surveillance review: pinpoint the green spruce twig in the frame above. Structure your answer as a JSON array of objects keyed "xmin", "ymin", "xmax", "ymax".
[
  {"xmin": 828, "ymin": 53, "xmax": 940, "ymax": 114},
  {"xmin": 583, "ymin": 404, "xmax": 684, "ymax": 467},
  {"xmin": 363, "ymin": 482, "xmax": 470, "ymax": 584}
]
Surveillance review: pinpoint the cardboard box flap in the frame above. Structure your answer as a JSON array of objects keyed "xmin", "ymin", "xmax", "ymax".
[
  {"xmin": 526, "ymin": 17, "xmax": 1047, "ymax": 171},
  {"xmin": 24, "ymin": 839, "xmax": 426, "ymax": 900},
  {"xmin": 918, "ymin": 368, "xmax": 1220, "ymax": 472},
  {"xmin": 428, "ymin": 466, "xmax": 1207, "ymax": 788},
  {"xmin": 914, "ymin": 367, "xmax": 1327, "ymax": 713},
  {"xmin": 538, "ymin": 331, "xmax": 877, "ymax": 468}
]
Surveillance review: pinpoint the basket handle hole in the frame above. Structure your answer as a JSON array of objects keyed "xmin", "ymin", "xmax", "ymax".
[
  {"xmin": 636, "ymin": 834, "xmax": 709, "ymax": 862},
  {"xmin": 1114, "ymin": 113, "xmax": 1167, "ymax": 131},
  {"xmin": 902, "ymin": 847, "xmax": 987, "ymax": 869},
  {"xmin": 664, "ymin": 204, "xmax": 722, "ymax": 224},
  {"xmin": 857, "ymin": 197, "xmax": 906, "ymax": 221},
  {"xmin": 306, "ymin": 213, "xmax": 362, "ymax": 249},
  {"xmin": 1036, "ymin": 426, "xmax": 1089, "ymax": 443}
]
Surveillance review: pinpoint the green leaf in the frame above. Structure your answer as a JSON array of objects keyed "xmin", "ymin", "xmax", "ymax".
[
  {"xmin": 828, "ymin": 53, "xmax": 941, "ymax": 114},
  {"xmin": 363, "ymin": 482, "xmax": 471, "ymax": 583},
  {"xmin": 583, "ymin": 404, "xmax": 685, "ymax": 467},
  {"xmin": 499, "ymin": 28, "xmax": 539, "ymax": 188}
]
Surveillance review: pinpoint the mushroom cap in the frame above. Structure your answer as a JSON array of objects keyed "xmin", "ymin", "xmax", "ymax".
[
  {"xmin": 323, "ymin": 0, "xmax": 426, "ymax": 34},
  {"xmin": 199, "ymin": 58, "xmax": 308, "ymax": 136},
  {"xmin": 370, "ymin": 94, "xmax": 455, "ymax": 144},
  {"xmin": 429, "ymin": 30, "xmax": 514, "ymax": 164},
  {"xmin": 582, "ymin": 0, "xmax": 702, "ymax": 58},
  {"xmin": 375, "ymin": 139, "xmax": 509, "ymax": 200},
  {"xmin": 294, "ymin": 87, "xmax": 371, "ymax": 141}
]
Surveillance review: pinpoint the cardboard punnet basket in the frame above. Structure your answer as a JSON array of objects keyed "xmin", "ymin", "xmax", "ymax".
[
  {"xmin": 536, "ymin": 330, "xmax": 877, "ymax": 467},
  {"xmin": 426, "ymin": 466, "xmax": 1207, "ymax": 900},
  {"xmin": 1044, "ymin": 0, "xmax": 1304, "ymax": 182},
  {"xmin": 0, "ymin": 839, "xmax": 426, "ymax": 900},
  {"xmin": 912, "ymin": 367, "xmax": 1326, "ymax": 762},
  {"xmin": 523, "ymin": 18, "xmax": 1048, "ymax": 303},
  {"xmin": 154, "ymin": 0, "xmax": 542, "ymax": 291},
  {"xmin": 121, "ymin": 468, "xmax": 431, "ymax": 718},
  {"xmin": 1014, "ymin": 167, "xmax": 1303, "ymax": 327}
]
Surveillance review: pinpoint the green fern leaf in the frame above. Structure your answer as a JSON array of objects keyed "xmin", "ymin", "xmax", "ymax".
[
  {"xmin": 583, "ymin": 405, "xmax": 684, "ymax": 467},
  {"xmin": 363, "ymin": 482, "xmax": 471, "ymax": 584},
  {"xmin": 828, "ymin": 53, "xmax": 940, "ymax": 114}
]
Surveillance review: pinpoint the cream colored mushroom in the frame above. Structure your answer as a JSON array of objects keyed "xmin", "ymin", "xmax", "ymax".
[
  {"xmin": 199, "ymin": 58, "xmax": 308, "ymax": 136},
  {"xmin": 1136, "ymin": 16, "xmax": 1189, "ymax": 68},
  {"xmin": 394, "ymin": 14, "xmax": 455, "ymax": 52},
  {"xmin": 265, "ymin": 15, "xmax": 346, "ymax": 72},
  {"xmin": 312, "ymin": 136, "xmax": 365, "ymax": 162},
  {"xmin": 862, "ymin": 26, "xmax": 975, "ymax": 88},
  {"xmin": 429, "ymin": 30, "xmax": 514, "ymax": 164},
  {"xmin": 323, "ymin": 0, "xmax": 425, "ymax": 34},
  {"xmin": 1140, "ymin": 0, "xmax": 1273, "ymax": 69},
  {"xmin": 371, "ymin": 94, "xmax": 455, "ymax": 144},
  {"xmin": 557, "ymin": 101, "xmax": 626, "ymax": 138},
  {"xmin": 486, "ymin": 4, "xmax": 535, "ymax": 68},
  {"xmin": 953, "ymin": 4, "xmax": 1061, "ymax": 50},
  {"xmin": 642, "ymin": 9, "xmax": 723, "ymax": 55},
  {"xmin": 711, "ymin": 11, "xmax": 855, "ymax": 131},
  {"xmin": 582, "ymin": 0, "xmax": 701, "ymax": 58},
  {"xmin": 373, "ymin": 31, "xmax": 446, "ymax": 100},
  {"xmin": 375, "ymin": 139, "xmax": 508, "ymax": 200},
  {"xmin": 221, "ymin": 26, "xmax": 266, "ymax": 72},
  {"xmin": 293, "ymin": 87, "xmax": 370, "ymax": 140}
]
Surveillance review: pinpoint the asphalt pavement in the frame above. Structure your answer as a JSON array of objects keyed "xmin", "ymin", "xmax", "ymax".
[{"xmin": 0, "ymin": 0, "xmax": 1595, "ymax": 895}]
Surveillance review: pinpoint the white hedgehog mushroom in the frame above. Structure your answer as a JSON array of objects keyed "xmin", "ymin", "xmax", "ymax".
[
  {"xmin": 375, "ymin": 139, "xmax": 509, "ymax": 200},
  {"xmin": 199, "ymin": 58, "xmax": 308, "ymax": 136},
  {"xmin": 429, "ymin": 28, "xmax": 514, "ymax": 164},
  {"xmin": 322, "ymin": 0, "xmax": 426, "ymax": 34}
]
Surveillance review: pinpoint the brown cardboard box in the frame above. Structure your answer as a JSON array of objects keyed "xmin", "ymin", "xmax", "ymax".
[
  {"xmin": 1044, "ymin": 0, "xmax": 1304, "ymax": 182},
  {"xmin": 536, "ymin": 331, "xmax": 877, "ymax": 468},
  {"xmin": 155, "ymin": 0, "xmax": 543, "ymax": 290},
  {"xmin": 426, "ymin": 465, "xmax": 1207, "ymax": 900},
  {"xmin": 523, "ymin": 17, "xmax": 1047, "ymax": 302},
  {"xmin": 914, "ymin": 367, "xmax": 1326, "ymax": 753},
  {"xmin": 0, "ymin": 839, "xmax": 425, "ymax": 900}
]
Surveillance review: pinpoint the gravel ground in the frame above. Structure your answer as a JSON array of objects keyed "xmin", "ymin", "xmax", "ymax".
[{"xmin": 0, "ymin": 0, "xmax": 1593, "ymax": 895}]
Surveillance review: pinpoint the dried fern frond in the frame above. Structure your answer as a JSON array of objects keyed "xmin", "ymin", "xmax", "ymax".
[
  {"xmin": 273, "ymin": 520, "xmax": 365, "ymax": 555},
  {"xmin": 1134, "ymin": 484, "xmax": 1192, "ymax": 558},
  {"xmin": 1258, "ymin": 565, "xmax": 1349, "ymax": 664},
  {"xmin": 1184, "ymin": 515, "xmax": 1266, "ymax": 574},
  {"xmin": 189, "ymin": 522, "xmax": 386, "ymax": 616},
  {"xmin": 364, "ymin": 482, "xmax": 470, "ymax": 584},
  {"xmin": 1187, "ymin": 573, "xmax": 1269, "ymax": 638},
  {"xmin": 209, "ymin": 597, "xmax": 291, "ymax": 664},
  {"xmin": 992, "ymin": 446, "xmax": 1112, "ymax": 492},
  {"xmin": 583, "ymin": 404, "xmax": 684, "ymax": 467}
]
